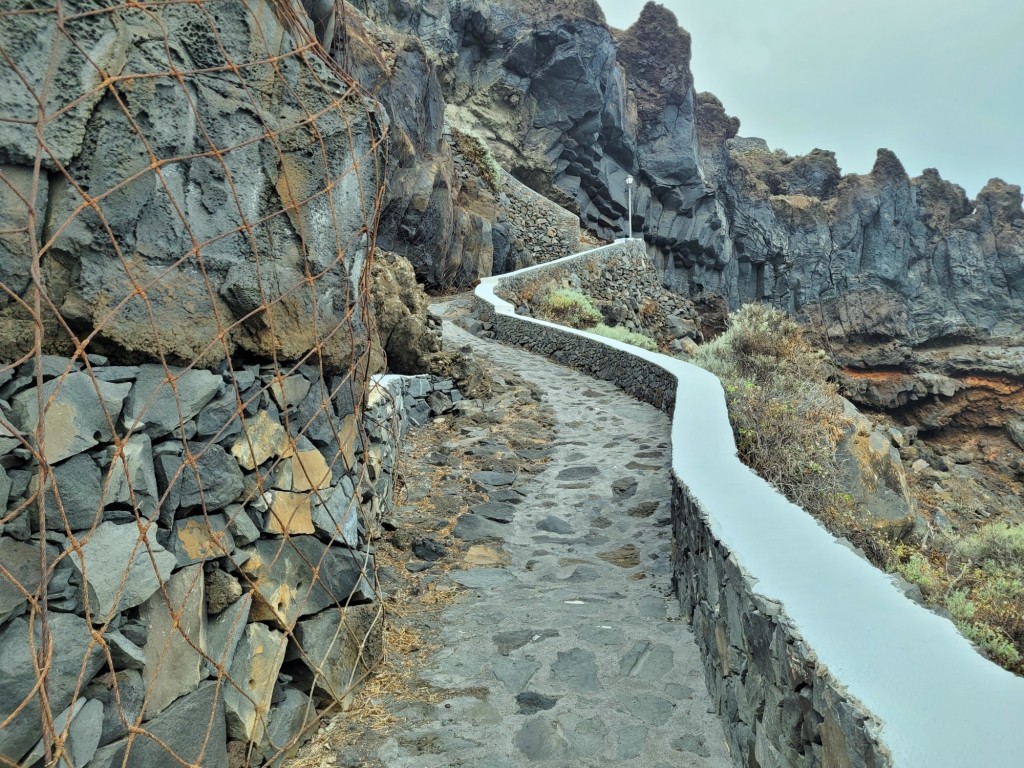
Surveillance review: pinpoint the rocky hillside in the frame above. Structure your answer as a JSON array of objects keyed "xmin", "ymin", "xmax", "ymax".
[{"xmin": 339, "ymin": 0, "xmax": 1023, "ymax": 447}]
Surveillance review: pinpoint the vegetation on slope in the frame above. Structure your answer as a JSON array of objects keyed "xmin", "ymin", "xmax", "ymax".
[
  {"xmin": 695, "ymin": 302, "xmax": 1024, "ymax": 673},
  {"xmin": 694, "ymin": 303, "xmax": 850, "ymax": 520},
  {"xmin": 533, "ymin": 287, "xmax": 659, "ymax": 353}
]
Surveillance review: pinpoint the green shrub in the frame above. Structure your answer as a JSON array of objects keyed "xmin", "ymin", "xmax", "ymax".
[
  {"xmin": 898, "ymin": 552, "xmax": 936, "ymax": 589},
  {"xmin": 955, "ymin": 523, "xmax": 1024, "ymax": 567},
  {"xmin": 694, "ymin": 303, "xmax": 848, "ymax": 520},
  {"xmin": 538, "ymin": 288, "xmax": 602, "ymax": 329},
  {"xmin": 591, "ymin": 324, "xmax": 658, "ymax": 351}
]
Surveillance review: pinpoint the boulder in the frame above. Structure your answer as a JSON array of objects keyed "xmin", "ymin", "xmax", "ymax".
[
  {"xmin": 205, "ymin": 594, "xmax": 252, "ymax": 679},
  {"xmin": 11, "ymin": 373, "xmax": 130, "ymax": 464},
  {"xmin": 0, "ymin": 538, "xmax": 53, "ymax": 625},
  {"xmin": 20, "ymin": 697, "xmax": 103, "ymax": 768},
  {"xmin": 169, "ymin": 514, "xmax": 236, "ymax": 566},
  {"xmin": 31, "ymin": 452, "xmax": 103, "ymax": 532},
  {"xmin": 70, "ymin": 520, "xmax": 176, "ymax": 618},
  {"xmin": 239, "ymin": 536, "xmax": 375, "ymax": 630},
  {"xmin": 258, "ymin": 688, "xmax": 317, "ymax": 768},
  {"xmin": 84, "ymin": 669, "xmax": 147, "ymax": 747},
  {"xmin": 291, "ymin": 604, "xmax": 383, "ymax": 707},
  {"xmin": 88, "ymin": 681, "xmax": 228, "ymax": 768},
  {"xmin": 103, "ymin": 434, "xmax": 160, "ymax": 520},
  {"xmin": 0, "ymin": 613, "xmax": 105, "ymax": 764},
  {"xmin": 835, "ymin": 401, "xmax": 915, "ymax": 532},
  {"xmin": 0, "ymin": 0, "xmax": 384, "ymax": 369},
  {"xmin": 139, "ymin": 565, "xmax": 208, "ymax": 718},
  {"xmin": 224, "ymin": 623, "xmax": 287, "ymax": 746},
  {"xmin": 122, "ymin": 366, "xmax": 221, "ymax": 438}
]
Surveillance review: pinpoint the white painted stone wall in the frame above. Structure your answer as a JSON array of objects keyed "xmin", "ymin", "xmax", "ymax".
[{"xmin": 475, "ymin": 239, "xmax": 1024, "ymax": 768}]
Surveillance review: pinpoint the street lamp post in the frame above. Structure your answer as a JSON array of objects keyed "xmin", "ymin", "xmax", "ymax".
[{"xmin": 625, "ymin": 175, "xmax": 634, "ymax": 239}]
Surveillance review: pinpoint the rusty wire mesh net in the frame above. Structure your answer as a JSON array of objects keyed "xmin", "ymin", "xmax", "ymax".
[{"xmin": 0, "ymin": 0, "xmax": 396, "ymax": 765}]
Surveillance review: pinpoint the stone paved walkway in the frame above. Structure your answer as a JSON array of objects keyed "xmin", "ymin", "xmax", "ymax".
[{"xmin": 365, "ymin": 315, "xmax": 731, "ymax": 767}]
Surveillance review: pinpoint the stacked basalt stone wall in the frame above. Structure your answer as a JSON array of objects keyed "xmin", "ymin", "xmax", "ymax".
[
  {"xmin": 0, "ymin": 360, "xmax": 407, "ymax": 768},
  {"xmin": 500, "ymin": 171, "xmax": 582, "ymax": 264}
]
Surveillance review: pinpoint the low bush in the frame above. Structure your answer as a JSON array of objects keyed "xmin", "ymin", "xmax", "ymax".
[
  {"xmin": 694, "ymin": 303, "xmax": 849, "ymax": 520},
  {"xmin": 538, "ymin": 288, "xmax": 602, "ymax": 329},
  {"xmin": 591, "ymin": 324, "xmax": 658, "ymax": 352}
]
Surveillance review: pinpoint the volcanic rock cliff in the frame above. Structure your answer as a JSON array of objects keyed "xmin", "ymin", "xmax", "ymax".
[{"xmin": 343, "ymin": 0, "xmax": 1024, "ymax": 441}]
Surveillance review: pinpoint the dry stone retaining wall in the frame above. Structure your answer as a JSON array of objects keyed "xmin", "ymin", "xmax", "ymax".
[
  {"xmin": 474, "ymin": 239, "xmax": 1024, "ymax": 768},
  {"xmin": 0, "ymin": 357, "xmax": 464, "ymax": 767},
  {"xmin": 500, "ymin": 170, "xmax": 582, "ymax": 265}
]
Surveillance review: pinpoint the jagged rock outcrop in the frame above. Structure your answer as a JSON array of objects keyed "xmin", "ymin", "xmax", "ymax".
[
  {"xmin": 350, "ymin": 0, "xmax": 1023, "ymax": 435},
  {"xmin": 335, "ymin": 8, "xmax": 511, "ymax": 286}
]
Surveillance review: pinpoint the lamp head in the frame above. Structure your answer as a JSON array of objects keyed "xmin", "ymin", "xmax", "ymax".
[{"xmin": 626, "ymin": 175, "xmax": 634, "ymax": 186}]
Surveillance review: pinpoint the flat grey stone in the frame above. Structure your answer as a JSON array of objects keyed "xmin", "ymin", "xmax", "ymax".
[
  {"xmin": 536, "ymin": 515, "xmax": 574, "ymax": 535},
  {"xmin": 470, "ymin": 470, "xmax": 517, "ymax": 488},
  {"xmin": 122, "ymin": 365, "xmax": 221, "ymax": 438},
  {"xmin": 260, "ymin": 688, "xmax": 316, "ymax": 767},
  {"xmin": 620, "ymin": 640, "xmax": 675, "ymax": 681},
  {"xmin": 611, "ymin": 476, "xmax": 638, "ymax": 499},
  {"xmin": 293, "ymin": 604, "xmax": 382, "ymax": 706},
  {"xmin": 491, "ymin": 657, "xmax": 540, "ymax": 693},
  {"xmin": 85, "ymin": 669, "xmax": 146, "ymax": 747},
  {"xmin": 12, "ymin": 373, "xmax": 131, "ymax": 463},
  {"xmin": 665, "ymin": 683, "xmax": 697, "ymax": 700},
  {"xmin": 90, "ymin": 682, "xmax": 227, "ymax": 768},
  {"xmin": 240, "ymin": 536, "xmax": 375, "ymax": 629},
  {"xmin": 450, "ymin": 568, "xmax": 515, "ymax": 590},
  {"xmin": 516, "ymin": 691, "xmax": 559, "ymax": 715},
  {"xmin": 671, "ymin": 733, "xmax": 712, "ymax": 757},
  {"xmin": 103, "ymin": 433, "xmax": 159, "ymax": 519},
  {"xmin": 195, "ymin": 392, "xmax": 243, "ymax": 440},
  {"xmin": 515, "ymin": 717, "xmax": 570, "ymax": 761},
  {"xmin": 225, "ymin": 623, "xmax": 287, "ymax": 744},
  {"xmin": 452, "ymin": 513, "xmax": 506, "ymax": 542},
  {"xmin": 21, "ymin": 697, "xmax": 103, "ymax": 768},
  {"xmin": 105, "ymin": 630, "xmax": 145, "ymax": 670},
  {"xmin": 0, "ymin": 538, "xmax": 52, "ymax": 623},
  {"xmin": 140, "ymin": 564, "xmax": 207, "ymax": 717},
  {"xmin": 638, "ymin": 595, "xmax": 669, "ymax": 619},
  {"xmin": 0, "ymin": 613, "xmax": 105, "ymax": 763},
  {"xmin": 270, "ymin": 374, "xmax": 312, "ymax": 411},
  {"xmin": 205, "ymin": 594, "xmax": 251, "ymax": 677},
  {"xmin": 551, "ymin": 648, "xmax": 600, "ymax": 692},
  {"xmin": 472, "ymin": 501, "xmax": 516, "ymax": 523},
  {"xmin": 33, "ymin": 452, "xmax": 102, "ymax": 531},
  {"xmin": 626, "ymin": 693, "xmax": 676, "ymax": 725},
  {"xmin": 488, "ymin": 488, "xmax": 526, "ymax": 504},
  {"xmin": 312, "ymin": 477, "xmax": 359, "ymax": 547},
  {"xmin": 556, "ymin": 465, "xmax": 599, "ymax": 480},
  {"xmin": 616, "ymin": 725, "xmax": 648, "ymax": 759},
  {"xmin": 224, "ymin": 504, "xmax": 261, "ymax": 546},
  {"xmin": 177, "ymin": 442, "xmax": 245, "ymax": 511},
  {"xmin": 493, "ymin": 628, "xmax": 560, "ymax": 656}
]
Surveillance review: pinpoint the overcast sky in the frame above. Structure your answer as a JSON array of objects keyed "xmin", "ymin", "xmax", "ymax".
[{"xmin": 597, "ymin": 0, "xmax": 1023, "ymax": 199}]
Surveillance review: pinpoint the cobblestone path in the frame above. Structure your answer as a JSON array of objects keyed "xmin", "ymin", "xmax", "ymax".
[{"xmin": 358, "ymin": 316, "xmax": 732, "ymax": 767}]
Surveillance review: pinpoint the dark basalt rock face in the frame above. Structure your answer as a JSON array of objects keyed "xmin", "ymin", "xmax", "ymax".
[
  {"xmin": 0, "ymin": 0, "xmax": 387, "ymax": 370},
  {"xmin": 351, "ymin": 0, "xmax": 1023, "ymax": 432}
]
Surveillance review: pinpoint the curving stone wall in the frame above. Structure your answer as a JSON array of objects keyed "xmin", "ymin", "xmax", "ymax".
[{"xmin": 475, "ymin": 239, "xmax": 1024, "ymax": 768}]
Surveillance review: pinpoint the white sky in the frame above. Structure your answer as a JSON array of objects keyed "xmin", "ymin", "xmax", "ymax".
[{"xmin": 597, "ymin": 0, "xmax": 1023, "ymax": 199}]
